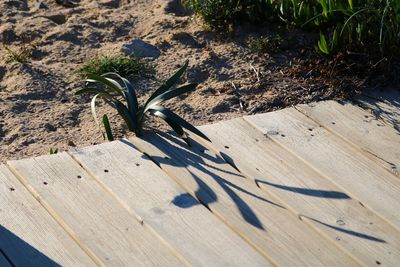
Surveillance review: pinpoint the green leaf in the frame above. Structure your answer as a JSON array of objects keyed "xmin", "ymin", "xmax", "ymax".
[
  {"xmin": 148, "ymin": 105, "xmax": 211, "ymax": 142},
  {"xmin": 91, "ymin": 93, "xmax": 116, "ymax": 138},
  {"xmin": 121, "ymin": 76, "xmax": 138, "ymax": 117},
  {"xmin": 102, "ymin": 114, "xmax": 114, "ymax": 141},
  {"xmin": 49, "ymin": 148, "xmax": 58, "ymax": 155},
  {"xmin": 145, "ymin": 83, "xmax": 198, "ymax": 110},
  {"xmin": 150, "ymin": 110, "xmax": 185, "ymax": 137},
  {"xmin": 317, "ymin": 32, "xmax": 330, "ymax": 55},
  {"xmin": 115, "ymin": 101, "xmax": 137, "ymax": 132},
  {"xmin": 145, "ymin": 60, "xmax": 189, "ymax": 106},
  {"xmin": 85, "ymin": 73, "xmax": 124, "ymax": 96},
  {"xmin": 102, "ymin": 72, "xmax": 138, "ymax": 117}
]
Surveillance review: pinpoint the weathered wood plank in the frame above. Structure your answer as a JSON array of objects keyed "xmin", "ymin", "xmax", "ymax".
[
  {"xmin": 70, "ymin": 140, "xmax": 271, "ymax": 267},
  {"xmin": 8, "ymin": 153, "xmax": 185, "ymax": 266},
  {"xmin": 297, "ymin": 101, "xmax": 400, "ymax": 176},
  {"xmin": 0, "ymin": 164, "xmax": 95, "ymax": 267},
  {"xmin": 245, "ymin": 108, "xmax": 400, "ymax": 230},
  {"xmin": 355, "ymin": 94, "xmax": 400, "ymax": 133},
  {"xmin": 132, "ymin": 133, "xmax": 359, "ymax": 267},
  {"xmin": 199, "ymin": 118, "xmax": 400, "ymax": 266}
]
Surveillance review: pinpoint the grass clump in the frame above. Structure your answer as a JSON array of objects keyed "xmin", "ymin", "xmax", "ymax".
[
  {"xmin": 3, "ymin": 44, "xmax": 35, "ymax": 64},
  {"xmin": 247, "ymin": 35, "xmax": 282, "ymax": 53},
  {"xmin": 78, "ymin": 55, "xmax": 150, "ymax": 78},
  {"xmin": 76, "ymin": 60, "xmax": 210, "ymax": 142}
]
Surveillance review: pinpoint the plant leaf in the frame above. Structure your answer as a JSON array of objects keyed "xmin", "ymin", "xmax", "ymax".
[
  {"xmin": 102, "ymin": 114, "xmax": 114, "ymax": 141},
  {"xmin": 148, "ymin": 105, "xmax": 211, "ymax": 142},
  {"xmin": 85, "ymin": 73, "xmax": 124, "ymax": 96},
  {"xmin": 145, "ymin": 60, "xmax": 189, "ymax": 106},
  {"xmin": 114, "ymin": 101, "xmax": 137, "ymax": 132},
  {"xmin": 102, "ymin": 72, "xmax": 138, "ymax": 117},
  {"xmin": 91, "ymin": 93, "xmax": 116, "ymax": 138},
  {"xmin": 145, "ymin": 83, "xmax": 198, "ymax": 110},
  {"xmin": 150, "ymin": 110, "xmax": 185, "ymax": 137}
]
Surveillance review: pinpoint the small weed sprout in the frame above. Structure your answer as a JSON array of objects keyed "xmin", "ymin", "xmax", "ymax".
[
  {"xmin": 49, "ymin": 148, "xmax": 59, "ymax": 155},
  {"xmin": 76, "ymin": 60, "xmax": 210, "ymax": 142},
  {"xmin": 247, "ymin": 35, "xmax": 282, "ymax": 54},
  {"xmin": 3, "ymin": 44, "xmax": 36, "ymax": 64}
]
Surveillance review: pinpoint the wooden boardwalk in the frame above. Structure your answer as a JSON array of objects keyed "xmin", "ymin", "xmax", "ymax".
[{"xmin": 1, "ymin": 89, "xmax": 399, "ymax": 266}]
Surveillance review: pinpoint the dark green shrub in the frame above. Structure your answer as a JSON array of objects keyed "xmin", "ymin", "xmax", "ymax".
[{"xmin": 184, "ymin": 0, "xmax": 400, "ymax": 58}]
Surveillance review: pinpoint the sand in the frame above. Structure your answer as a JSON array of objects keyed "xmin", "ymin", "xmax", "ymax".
[{"xmin": 0, "ymin": 0, "xmax": 362, "ymax": 162}]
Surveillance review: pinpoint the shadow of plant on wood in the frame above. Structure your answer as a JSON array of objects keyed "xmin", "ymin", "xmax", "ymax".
[
  {"xmin": 124, "ymin": 133, "xmax": 386, "ymax": 243},
  {"xmin": 255, "ymin": 179, "xmax": 350, "ymax": 199},
  {"xmin": 124, "ymin": 133, "xmax": 287, "ymax": 230}
]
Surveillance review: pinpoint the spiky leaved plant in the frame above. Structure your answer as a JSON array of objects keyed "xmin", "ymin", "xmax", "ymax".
[{"xmin": 76, "ymin": 60, "xmax": 210, "ymax": 142}]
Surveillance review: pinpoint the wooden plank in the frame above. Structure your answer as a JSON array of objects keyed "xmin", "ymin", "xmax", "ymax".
[
  {"xmin": 0, "ymin": 164, "xmax": 95, "ymax": 267},
  {"xmin": 8, "ymin": 153, "xmax": 185, "ymax": 266},
  {"xmin": 245, "ymin": 108, "xmax": 400, "ymax": 230},
  {"xmin": 297, "ymin": 101, "xmax": 400, "ymax": 177},
  {"xmin": 355, "ymin": 95, "xmax": 400, "ymax": 133},
  {"xmin": 70, "ymin": 140, "xmax": 271, "ymax": 267},
  {"xmin": 132, "ymin": 133, "xmax": 359, "ymax": 266},
  {"xmin": 199, "ymin": 118, "xmax": 400, "ymax": 266}
]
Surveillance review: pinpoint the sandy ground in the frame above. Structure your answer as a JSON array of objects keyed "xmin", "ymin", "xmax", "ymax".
[{"xmin": 0, "ymin": 0, "xmax": 365, "ymax": 162}]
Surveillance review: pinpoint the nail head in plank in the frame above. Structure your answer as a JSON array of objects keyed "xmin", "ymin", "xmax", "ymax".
[
  {"xmin": 199, "ymin": 118, "xmax": 400, "ymax": 266},
  {"xmin": 297, "ymin": 101, "xmax": 400, "ymax": 176},
  {"xmin": 8, "ymin": 153, "xmax": 184, "ymax": 266},
  {"xmin": 245, "ymin": 108, "xmax": 400, "ymax": 230},
  {"xmin": 70, "ymin": 140, "xmax": 271, "ymax": 267},
  {"xmin": 0, "ymin": 164, "xmax": 95, "ymax": 266},
  {"xmin": 132, "ymin": 133, "xmax": 359, "ymax": 267}
]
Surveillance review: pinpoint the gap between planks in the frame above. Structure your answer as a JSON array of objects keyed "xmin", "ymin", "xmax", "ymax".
[
  {"xmin": 244, "ymin": 108, "xmax": 400, "ymax": 233},
  {"xmin": 294, "ymin": 101, "xmax": 400, "ymax": 178},
  {"xmin": 131, "ymin": 133, "xmax": 360, "ymax": 266},
  {"xmin": 195, "ymin": 118, "xmax": 400, "ymax": 266},
  {"xmin": 7, "ymin": 154, "xmax": 188, "ymax": 266},
  {"xmin": 4, "ymin": 163, "xmax": 104, "ymax": 266},
  {"xmin": 68, "ymin": 141, "xmax": 272, "ymax": 267}
]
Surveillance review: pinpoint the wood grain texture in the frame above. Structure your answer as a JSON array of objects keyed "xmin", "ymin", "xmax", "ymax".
[
  {"xmin": 0, "ymin": 164, "xmax": 95, "ymax": 267},
  {"xmin": 70, "ymin": 140, "xmax": 271, "ymax": 267},
  {"xmin": 297, "ymin": 101, "xmax": 400, "ymax": 177},
  {"xmin": 355, "ymin": 94, "xmax": 400, "ymax": 134},
  {"xmin": 132, "ymin": 133, "xmax": 359, "ymax": 267},
  {"xmin": 245, "ymin": 108, "xmax": 400, "ymax": 230},
  {"xmin": 8, "ymin": 153, "xmax": 185, "ymax": 267},
  {"xmin": 199, "ymin": 118, "xmax": 400, "ymax": 266}
]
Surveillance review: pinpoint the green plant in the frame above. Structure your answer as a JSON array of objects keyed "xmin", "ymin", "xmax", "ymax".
[
  {"xmin": 184, "ymin": 0, "xmax": 400, "ymax": 58},
  {"xmin": 3, "ymin": 44, "xmax": 34, "ymax": 64},
  {"xmin": 49, "ymin": 148, "xmax": 59, "ymax": 155},
  {"xmin": 76, "ymin": 60, "xmax": 210, "ymax": 142},
  {"xmin": 247, "ymin": 35, "xmax": 282, "ymax": 53},
  {"xmin": 78, "ymin": 55, "xmax": 149, "ymax": 78}
]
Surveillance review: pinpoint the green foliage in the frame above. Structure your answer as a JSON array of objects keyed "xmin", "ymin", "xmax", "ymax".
[
  {"xmin": 78, "ymin": 55, "xmax": 149, "ymax": 78},
  {"xmin": 247, "ymin": 35, "xmax": 282, "ymax": 53},
  {"xmin": 76, "ymin": 60, "xmax": 210, "ymax": 142},
  {"xmin": 49, "ymin": 148, "xmax": 59, "ymax": 155},
  {"xmin": 3, "ymin": 44, "xmax": 34, "ymax": 64},
  {"xmin": 184, "ymin": 0, "xmax": 400, "ymax": 58}
]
